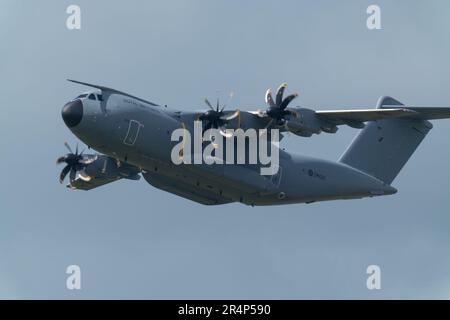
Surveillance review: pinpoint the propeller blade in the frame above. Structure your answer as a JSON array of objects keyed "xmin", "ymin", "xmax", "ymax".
[
  {"xmin": 64, "ymin": 142, "xmax": 73, "ymax": 154},
  {"xmin": 213, "ymin": 119, "xmax": 221, "ymax": 129},
  {"xmin": 280, "ymin": 93, "xmax": 299, "ymax": 110},
  {"xmin": 259, "ymin": 119, "xmax": 274, "ymax": 138},
  {"xmin": 265, "ymin": 89, "xmax": 276, "ymax": 108},
  {"xmin": 276, "ymin": 83, "xmax": 288, "ymax": 107},
  {"xmin": 59, "ymin": 165, "xmax": 71, "ymax": 183},
  {"xmin": 264, "ymin": 118, "xmax": 274, "ymax": 130},
  {"xmin": 70, "ymin": 167, "xmax": 77, "ymax": 182},
  {"xmin": 220, "ymin": 110, "xmax": 240, "ymax": 121},
  {"xmin": 216, "ymin": 97, "xmax": 220, "ymax": 112},
  {"xmin": 220, "ymin": 128, "xmax": 234, "ymax": 138},
  {"xmin": 204, "ymin": 98, "xmax": 214, "ymax": 110},
  {"xmin": 79, "ymin": 155, "xmax": 97, "ymax": 165},
  {"xmin": 203, "ymin": 121, "xmax": 213, "ymax": 134},
  {"xmin": 78, "ymin": 170, "xmax": 92, "ymax": 182},
  {"xmin": 56, "ymin": 156, "xmax": 66, "ymax": 164},
  {"xmin": 75, "ymin": 143, "xmax": 79, "ymax": 155}
]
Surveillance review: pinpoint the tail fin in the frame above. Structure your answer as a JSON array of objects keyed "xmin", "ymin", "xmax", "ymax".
[{"xmin": 339, "ymin": 96, "xmax": 433, "ymax": 185}]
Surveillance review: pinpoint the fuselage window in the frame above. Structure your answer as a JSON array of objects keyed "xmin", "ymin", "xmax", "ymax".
[
  {"xmin": 97, "ymin": 94, "xmax": 104, "ymax": 101},
  {"xmin": 88, "ymin": 94, "xmax": 96, "ymax": 100}
]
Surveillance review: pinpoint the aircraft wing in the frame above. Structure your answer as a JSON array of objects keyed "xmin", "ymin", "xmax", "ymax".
[
  {"xmin": 315, "ymin": 108, "xmax": 418, "ymax": 125},
  {"xmin": 247, "ymin": 101, "xmax": 450, "ymax": 137},
  {"xmin": 315, "ymin": 107, "xmax": 450, "ymax": 126},
  {"xmin": 396, "ymin": 107, "xmax": 450, "ymax": 120},
  {"xmin": 316, "ymin": 107, "xmax": 450, "ymax": 124}
]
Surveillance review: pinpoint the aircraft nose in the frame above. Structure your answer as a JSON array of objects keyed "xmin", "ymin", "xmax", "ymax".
[{"xmin": 62, "ymin": 99, "xmax": 83, "ymax": 127}]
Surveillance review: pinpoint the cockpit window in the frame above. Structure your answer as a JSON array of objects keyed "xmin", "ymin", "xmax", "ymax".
[
  {"xmin": 76, "ymin": 94, "xmax": 88, "ymax": 99},
  {"xmin": 97, "ymin": 94, "xmax": 104, "ymax": 101},
  {"xmin": 88, "ymin": 94, "xmax": 96, "ymax": 100}
]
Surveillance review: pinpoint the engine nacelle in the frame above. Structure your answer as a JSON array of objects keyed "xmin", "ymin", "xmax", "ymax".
[
  {"xmin": 83, "ymin": 156, "xmax": 139, "ymax": 180},
  {"xmin": 286, "ymin": 107, "xmax": 337, "ymax": 136},
  {"xmin": 70, "ymin": 155, "xmax": 140, "ymax": 190}
]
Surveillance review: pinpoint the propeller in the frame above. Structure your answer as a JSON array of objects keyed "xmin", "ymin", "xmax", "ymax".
[
  {"xmin": 199, "ymin": 93, "xmax": 240, "ymax": 136},
  {"xmin": 56, "ymin": 142, "xmax": 96, "ymax": 184},
  {"xmin": 260, "ymin": 83, "xmax": 299, "ymax": 126}
]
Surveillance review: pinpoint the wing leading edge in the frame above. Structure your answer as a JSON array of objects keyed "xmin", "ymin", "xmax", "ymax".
[
  {"xmin": 315, "ymin": 95, "xmax": 450, "ymax": 125},
  {"xmin": 316, "ymin": 108, "xmax": 418, "ymax": 125}
]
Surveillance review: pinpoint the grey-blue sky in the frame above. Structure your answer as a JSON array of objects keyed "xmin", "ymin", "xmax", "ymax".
[{"xmin": 1, "ymin": 0, "xmax": 450, "ymax": 299}]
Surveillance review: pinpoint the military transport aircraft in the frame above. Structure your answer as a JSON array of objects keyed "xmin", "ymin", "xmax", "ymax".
[{"xmin": 58, "ymin": 80, "xmax": 450, "ymax": 206}]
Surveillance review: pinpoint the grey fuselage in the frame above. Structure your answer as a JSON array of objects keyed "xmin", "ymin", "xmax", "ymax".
[{"xmin": 63, "ymin": 91, "xmax": 396, "ymax": 206}]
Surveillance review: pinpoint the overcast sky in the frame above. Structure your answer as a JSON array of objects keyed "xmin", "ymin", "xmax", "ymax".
[{"xmin": 1, "ymin": 0, "xmax": 450, "ymax": 299}]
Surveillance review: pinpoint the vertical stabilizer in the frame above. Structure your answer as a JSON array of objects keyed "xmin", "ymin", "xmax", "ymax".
[{"xmin": 339, "ymin": 96, "xmax": 432, "ymax": 184}]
